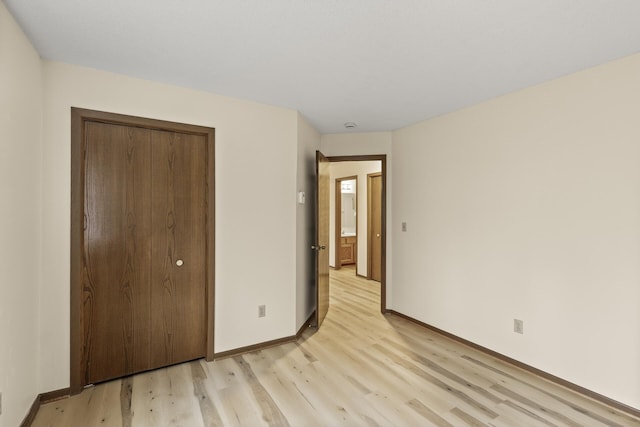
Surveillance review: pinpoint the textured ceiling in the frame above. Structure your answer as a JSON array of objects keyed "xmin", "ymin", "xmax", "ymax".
[{"xmin": 6, "ymin": 0, "xmax": 640, "ymax": 133}]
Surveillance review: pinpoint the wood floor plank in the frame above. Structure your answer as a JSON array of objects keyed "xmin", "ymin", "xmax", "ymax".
[
  {"xmin": 356, "ymin": 345, "xmax": 460, "ymax": 414},
  {"xmin": 374, "ymin": 341, "xmax": 504, "ymax": 405},
  {"xmin": 372, "ymin": 344, "xmax": 499, "ymax": 419},
  {"xmin": 190, "ymin": 361, "xmax": 225, "ymax": 427},
  {"xmin": 363, "ymin": 390, "xmax": 432, "ymax": 426},
  {"xmin": 129, "ymin": 369, "xmax": 166, "ymax": 426},
  {"xmin": 86, "ymin": 379, "xmax": 123, "ymax": 426},
  {"xmin": 203, "ymin": 356, "xmax": 246, "ymax": 391},
  {"xmin": 498, "ymin": 400, "xmax": 559, "ymax": 427},
  {"xmin": 491, "ymin": 383, "xmax": 588, "ymax": 427},
  {"xmin": 120, "ymin": 377, "xmax": 133, "ymax": 427},
  {"xmin": 464, "ymin": 354, "xmax": 634, "ymax": 427},
  {"xmin": 448, "ymin": 406, "xmax": 489, "ymax": 427},
  {"xmin": 250, "ymin": 371, "xmax": 322, "ymax": 426},
  {"xmin": 232, "ymin": 356, "xmax": 291, "ymax": 427},
  {"xmin": 216, "ymin": 384, "xmax": 266, "ymax": 426},
  {"xmin": 407, "ymin": 398, "xmax": 456, "ymax": 426},
  {"xmin": 264, "ymin": 360, "xmax": 358, "ymax": 425},
  {"xmin": 31, "ymin": 266, "xmax": 640, "ymax": 427}
]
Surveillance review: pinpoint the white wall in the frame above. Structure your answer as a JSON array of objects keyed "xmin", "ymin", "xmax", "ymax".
[
  {"xmin": 329, "ymin": 161, "xmax": 382, "ymax": 275},
  {"xmin": 296, "ymin": 114, "xmax": 320, "ymax": 328},
  {"xmin": 320, "ymin": 132, "xmax": 392, "ymax": 158},
  {"xmin": 39, "ymin": 61, "xmax": 300, "ymax": 392},
  {"xmin": 392, "ymin": 54, "xmax": 640, "ymax": 408},
  {"xmin": 0, "ymin": 2, "xmax": 43, "ymax": 425}
]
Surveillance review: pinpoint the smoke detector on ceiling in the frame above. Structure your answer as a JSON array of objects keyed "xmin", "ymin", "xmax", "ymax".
[{"xmin": 344, "ymin": 122, "xmax": 357, "ymax": 129}]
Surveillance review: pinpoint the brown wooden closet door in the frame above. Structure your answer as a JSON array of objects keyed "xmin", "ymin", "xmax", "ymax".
[
  {"xmin": 82, "ymin": 123, "xmax": 206, "ymax": 384},
  {"xmin": 150, "ymin": 130, "xmax": 206, "ymax": 368},
  {"xmin": 83, "ymin": 122, "xmax": 153, "ymax": 384}
]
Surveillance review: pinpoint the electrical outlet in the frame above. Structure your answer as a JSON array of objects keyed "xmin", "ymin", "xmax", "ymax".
[
  {"xmin": 258, "ymin": 305, "xmax": 266, "ymax": 318},
  {"xmin": 514, "ymin": 319, "xmax": 524, "ymax": 334}
]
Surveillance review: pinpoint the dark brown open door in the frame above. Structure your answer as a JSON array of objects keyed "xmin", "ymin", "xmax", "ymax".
[{"xmin": 314, "ymin": 151, "xmax": 330, "ymax": 327}]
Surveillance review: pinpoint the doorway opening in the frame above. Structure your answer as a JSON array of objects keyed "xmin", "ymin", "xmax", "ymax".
[
  {"xmin": 328, "ymin": 160, "xmax": 382, "ymax": 283},
  {"xmin": 334, "ymin": 175, "xmax": 358, "ymax": 271},
  {"xmin": 314, "ymin": 154, "xmax": 386, "ymax": 324},
  {"xmin": 314, "ymin": 153, "xmax": 387, "ymax": 328}
]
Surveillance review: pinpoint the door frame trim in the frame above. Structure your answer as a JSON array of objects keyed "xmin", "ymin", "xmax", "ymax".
[
  {"xmin": 327, "ymin": 155, "xmax": 387, "ymax": 313},
  {"xmin": 70, "ymin": 108, "xmax": 215, "ymax": 394}
]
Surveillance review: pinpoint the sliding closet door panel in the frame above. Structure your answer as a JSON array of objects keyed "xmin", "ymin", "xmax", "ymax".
[
  {"xmin": 150, "ymin": 130, "xmax": 207, "ymax": 368},
  {"xmin": 83, "ymin": 122, "xmax": 152, "ymax": 384}
]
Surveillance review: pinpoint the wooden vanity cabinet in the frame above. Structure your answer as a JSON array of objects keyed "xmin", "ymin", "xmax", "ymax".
[{"xmin": 340, "ymin": 236, "xmax": 357, "ymax": 265}]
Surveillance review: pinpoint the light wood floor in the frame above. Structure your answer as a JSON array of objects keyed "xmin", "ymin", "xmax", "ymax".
[{"xmin": 33, "ymin": 267, "xmax": 640, "ymax": 426}]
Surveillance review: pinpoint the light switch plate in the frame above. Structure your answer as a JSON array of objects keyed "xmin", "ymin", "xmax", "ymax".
[{"xmin": 514, "ymin": 319, "xmax": 524, "ymax": 334}]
